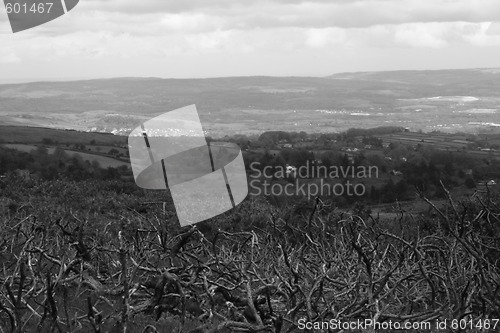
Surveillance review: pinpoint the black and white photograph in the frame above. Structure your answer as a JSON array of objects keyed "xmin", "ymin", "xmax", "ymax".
[{"xmin": 1, "ymin": 0, "xmax": 500, "ymax": 332}]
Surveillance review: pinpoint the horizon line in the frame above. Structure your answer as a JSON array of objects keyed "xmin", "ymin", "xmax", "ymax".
[{"xmin": 1, "ymin": 66, "xmax": 499, "ymax": 85}]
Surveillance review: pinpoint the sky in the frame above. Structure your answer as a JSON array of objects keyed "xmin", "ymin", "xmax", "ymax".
[{"xmin": 1, "ymin": 0, "xmax": 500, "ymax": 82}]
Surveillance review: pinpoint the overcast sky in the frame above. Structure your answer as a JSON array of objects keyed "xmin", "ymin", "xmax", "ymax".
[{"xmin": 1, "ymin": 0, "xmax": 500, "ymax": 82}]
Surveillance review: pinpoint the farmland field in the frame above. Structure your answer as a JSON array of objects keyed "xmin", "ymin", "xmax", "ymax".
[
  {"xmin": 2, "ymin": 143, "xmax": 130, "ymax": 169},
  {"xmin": 2, "ymin": 69, "xmax": 500, "ymax": 137}
]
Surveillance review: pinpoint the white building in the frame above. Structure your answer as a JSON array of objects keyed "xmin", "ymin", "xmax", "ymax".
[{"xmin": 286, "ymin": 165, "xmax": 297, "ymax": 179}]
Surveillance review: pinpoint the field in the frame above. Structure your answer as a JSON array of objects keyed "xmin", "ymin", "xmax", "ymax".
[
  {"xmin": 378, "ymin": 132, "xmax": 500, "ymax": 160},
  {"xmin": 1, "ymin": 69, "xmax": 500, "ymax": 137},
  {"xmin": 2, "ymin": 143, "xmax": 129, "ymax": 169},
  {"xmin": 0, "ymin": 126, "xmax": 127, "ymax": 146}
]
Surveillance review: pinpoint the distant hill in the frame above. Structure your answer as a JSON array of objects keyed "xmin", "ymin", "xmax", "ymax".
[
  {"xmin": 328, "ymin": 68, "xmax": 500, "ymax": 87},
  {"xmin": 1, "ymin": 68, "xmax": 500, "ymax": 136}
]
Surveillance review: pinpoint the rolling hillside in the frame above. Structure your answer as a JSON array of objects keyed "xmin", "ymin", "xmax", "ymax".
[{"xmin": 1, "ymin": 68, "xmax": 500, "ymax": 136}]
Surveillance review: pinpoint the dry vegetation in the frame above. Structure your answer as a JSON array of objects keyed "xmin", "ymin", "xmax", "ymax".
[{"xmin": 0, "ymin": 176, "xmax": 499, "ymax": 332}]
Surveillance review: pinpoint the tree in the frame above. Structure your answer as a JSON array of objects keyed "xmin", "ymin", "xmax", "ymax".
[
  {"xmin": 42, "ymin": 138, "xmax": 54, "ymax": 145},
  {"xmin": 35, "ymin": 145, "xmax": 49, "ymax": 156},
  {"xmin": 370, "ymin": 185, "xmax": 380, "ymax": 203},
  {"xmin": 91, "ymin": 160, "xmax": 101, "ymax": 170},
  {"xmin": 465, "ymin": 178, "xmax": 476, "ymax": 189},
  {"xmin": 53, "ymin": 146, "xmax": 66, "ymax": 157},
  {"xmin": 395, "ymin": 180, "xmax": 409, "ymax": 199}
]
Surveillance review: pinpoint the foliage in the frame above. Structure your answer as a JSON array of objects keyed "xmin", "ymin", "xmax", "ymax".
[{"xmin": 0, "ymin": 176, "xmax": 499, "ymax": 333}]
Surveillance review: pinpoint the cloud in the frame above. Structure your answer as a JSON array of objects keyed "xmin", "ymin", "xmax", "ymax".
[
  {"xmin": 2, "ymin": 0, "xmax": 500, "ymax": 80},
  {"xmin": 394, "ymin": 23, "xmax": 451, "ymax": 48},
  {"xmin": 0, "ymin": 50, "xmax": 20, "ymax": 63},
  {"xmin": 486, "ymin": 22, "xmax": 500, "ymax": 35},
  {"xmin": 76, "ymin": 0, "xmax": 500, "ymax": 29},
  {"xmin": 5, "ymin": 0, "xmax": 496, "ymax": 36},
  {"xmin": 305, "ymin": 27, "xmax": 347, "ymax": 48},
  {"xmin": 464, "ymin": 22, "xmax": 500, "ymax": 46}
]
